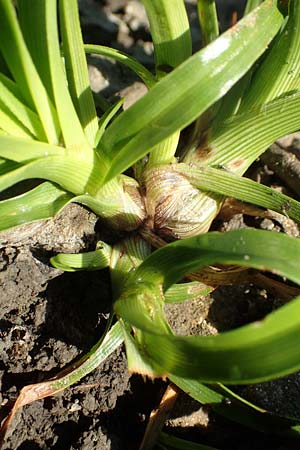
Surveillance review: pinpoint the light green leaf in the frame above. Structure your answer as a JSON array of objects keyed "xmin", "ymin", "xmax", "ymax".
[
  {"xmin": 211, "ymin": 0, "xmax": 262, "ymax": 127},
  {"xmin": 95, "ymin": 98, "xmax": 124, "ymax": 147},
  {"xmin": 176, "ymin": 163, "xmax": 300, "ymax": 221},
  {"xmin": 59, "ymin": 0, "xmax": 98, "ymax": 147},
  {"xmin": 0, "ymin": 73, "xmax": 24, "ymax": 104},
  {"xmin": 141, "ymin": 0, "xmax": 192, "ymax": 76},
  {"xmin": 170, "ymin": 375, "xmax": 300, "ymax": 434},
  {"xmin": 51, "ymin": 320, "xmax": 124, "ymax": 390},
  {"xmin": 0, "ymin": 182, "xmax": 72, "ymax": 231},
  {"xmin": 50, "ymin": 241, "xmax": 111, "ymax": 272},
  {"xmin": 240, "ymin": 0, "xmax": 300, "ymax": 110},
  {"xmin": 41, "ymin": 0, "xmax": 91, "ymax": 155},
  {"xmin": 84, "ymin": 45, "xmax": 156, "ymax": 89},
  {"xmin": 17, "ymin": 0, "xmax": 91, "ymax": 155},
  {"xmin": 197, "ymin": 0, "xmax": 219, "ymax": 46},
  {"xmin": 147, "ymin": 131, "xmax": 180, "ymax": 167},
  {"xmin": 0, "ymin": 77, "xmax": 46, "ymax": 140},
  {"xmin": 17, "ymin": 0, "xmax": 54, "ymax": 103},
  {"xmin": 0, "ymin": 135, "xmax": 64, "ymax": 162},
  {"xmin": 165, "ymin": 281, "xmax": 213, "ymax": 304},
  {"xmin": 100, "ymin": 1, "xmax": 283, "ymax": 181},
  {"xmin": 115, "ymin": 229, "xmax": 300, "ymax": 383},
  {"xmin": 0, "ymin": 0, "xmax": 60, "ymax": 143},
  {"xmin": 0, "ymin": 154, "xmax": 101, "ymax": 196},
  {"xmin": 186, "ymin": 92, "xmax": 300, "ymax": 174},
  {"xmin": 0, "ymin": 102, "xmax": 35, "ymax": 139}
]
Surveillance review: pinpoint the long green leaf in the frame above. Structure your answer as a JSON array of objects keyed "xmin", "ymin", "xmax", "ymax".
[
  {"xmin": 165, "ymin": 281, "xmax": 213, "ymax": 303},
  {"xmin": 133, "ymin": 228, "xmax": 300, "ymax": 297},
  {"xmin": 211, "ymin": 0, "xmax": 263, "ymax": 126},
  {"xmin": 244, "ymin": 0, "xmax": 263, "ymax": 14},
  {"xmin": 141, "ymin": 0, "xmax": 192, "ymax": 76},
  {"xmin": 100, "ymin": 1, "xmax": 283, "ymax": 182},
  {"xmin": 50, "ymin": 241, "xmax": 111, "ymax": 272},
  {"xmin": 185, "ymin": 92, "xmax": 300, "ymax": 174},
  {"xmin": 0, "ymin": 135, "xmax": 64, "ymax": 162},
  {"xmin": 142, "ymin": 2, "xmax": 188, "ymax": 166},
  {"xmin": 59, "ymin": 0, "xmax": 98, "ymax": 146},
  {"xmin": 0, "ymin": 73, "xmax": 24, "ymax": 104},
  {"xmin": 0, "ymin": 182, "xmax": 72, "ymax": 231},
  {"xmin": 170, "ymin": 375, "xmax": 300, "ymax": 434},
  {"xmin": 0, "ymin": 102, "xmax": 35, "ymax": 139},
  {"xmin": 211, "ymin": 0, "xmax": 262, "ymax": 127},
  {"xmin": 42, "ymin": 0, "xmax": 91, "ymax": 155},
  {"xmin": 17, "ymin": 0, "xmax": 54, "ymax": 103},
  {"xmin": 84, "ymin": 45, "xmax": 156, "ymax": 89},
  {"xmin": 95, "ymin": 98, "xmax": 124, "ymax": 147},
  {"xmin": 197, "ymin": 0, "xmax": 219, "ymax": 46},
  {"xmin": 115, "ymin": 229, "xmax": 300, "ymax": 383},
  {"xmin": 0, "ymin": 76, "xmax": 45, "ymax": 140},
  {"xmin": 0, "ymin": 0, "xmax": 59, "ymax": 143},
  {"xmin": 240, "ymin": 0, "xmax": 300, "ymax": 110},
  {"xmin": 17, "ymin": 0, "xmax": 91, "ymax": 155},
  {"xmin": 0, "ymin": 155, "xmax": 101, "ymax": 196},
  {"xmin": 18, "ymin": 0, "xmax": 97, "ymax": 152},
  {"xmin": 51, "ymin": 320, "xmax": 124, "ymax": 391},
  {"xmin": 109, "ymin": 237, "xmax": 157, "ymax": 375},
  {"xmin": 176, "ymin": 163, "xmax": 300, "ymax": 221}
]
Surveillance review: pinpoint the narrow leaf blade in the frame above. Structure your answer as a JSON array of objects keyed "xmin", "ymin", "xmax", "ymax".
[
  {"xmin": 50, "ymin": 241, "xmax": 111, "ymax": 272},
  {"xmin": 142, "ymin": 0, "xmax": 192, "ymax": 76},
  {"xmin": 115, "ymin": 230, "xmax": 300, "ymax": 383},
  {"xmin": 0, "ymin": 0, "xmax": 59, "ymax": 143},
  {"xmin": 84, "ymin": 45, "xmax": 156, "ymax": 88},
  {"xmin": 0, "ymin": 135, "xmax": 64, "ymax": 162},
  {"xmin": 59, "ymin": 0, "xmax": 98, "ymax": 146},
  {"xmin": 100, "ymin": 2, "xmax": 283, "ymax": 181},
  {"xmin": 177, "ymin": 163, "xmax": 300, "ymax": 222},
  {"xmin": 0, "ymin": 182, "xmax": 73, "ymax": 231}
]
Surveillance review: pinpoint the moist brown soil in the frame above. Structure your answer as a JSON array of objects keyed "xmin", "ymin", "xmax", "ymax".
[{"xmin": 1, "ymin": 2, "xmax": 300, "ymax": 450}]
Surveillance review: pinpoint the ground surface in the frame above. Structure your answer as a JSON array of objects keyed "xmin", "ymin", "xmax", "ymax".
[{"xmin": 1, "ymin": 1, "xmax": 300, "ymax": 449}]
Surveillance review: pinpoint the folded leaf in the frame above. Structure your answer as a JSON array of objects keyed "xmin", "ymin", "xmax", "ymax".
[{"xmin": 115, "ymin": 229, "xmax": 300, "ymax": 383}]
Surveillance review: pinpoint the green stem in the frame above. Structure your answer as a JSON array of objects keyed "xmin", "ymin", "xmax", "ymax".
[
  {"xmin": 141, "ymin": 0, "xmax": 192, "ymax": 78},
  {"xmin": 147, "ymin": 131, "xmax": 180, "ymax": 167},
  {"xmin": 84, "ymin": 44, "xmax": 156, "ymax": 89},
  {"xmin": 244, "ymin": 0, "xmax": 262, "ymax": 15},
  {"xmin": 197, "ymin": 0, "xmax": 219, "ymax": 46}
]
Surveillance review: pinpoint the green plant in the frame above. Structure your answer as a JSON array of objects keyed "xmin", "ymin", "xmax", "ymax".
[{"xmin": 1, "ymin": 0, "xmax": 300, "ymax": 448}]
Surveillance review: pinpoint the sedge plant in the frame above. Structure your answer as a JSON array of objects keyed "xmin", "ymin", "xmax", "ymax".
[{"xmin": 2, "ymin": 0, "xmax": 300, "ymax": 447}]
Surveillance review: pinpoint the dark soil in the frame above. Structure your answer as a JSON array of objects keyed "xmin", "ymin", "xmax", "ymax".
[
  {"xmin": 1, "ymin": 2, "xmax": 300, "ymax": 450},
  {"xmin": 0, "ymin": 205, "xmax": 166, "ymax": 450}
]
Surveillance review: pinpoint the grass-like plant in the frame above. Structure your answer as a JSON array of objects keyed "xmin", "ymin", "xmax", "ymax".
[{"xmin": 2, "ymin": 0, "xmax": 300, "ymax": 447}]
